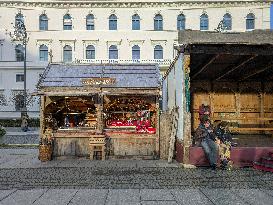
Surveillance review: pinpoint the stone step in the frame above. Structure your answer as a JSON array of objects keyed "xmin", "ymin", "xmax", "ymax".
[{"xmin": 253, "ymin": 161, "xmax": 273, "ymax": 173}]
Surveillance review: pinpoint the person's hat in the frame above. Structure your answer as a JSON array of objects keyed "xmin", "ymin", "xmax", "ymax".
[{"xmin": 200, "ymin": 115, "xmax": 210, "ymax": 124}]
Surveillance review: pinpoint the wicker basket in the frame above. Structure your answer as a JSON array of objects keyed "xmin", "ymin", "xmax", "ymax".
[{"xmin": 39, "ymin": 144, "xmax": 52, "ymax": 162}]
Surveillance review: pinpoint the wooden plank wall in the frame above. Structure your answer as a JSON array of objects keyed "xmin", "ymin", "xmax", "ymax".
[{"xmin": 191, "ymin": 81, "xmax": 273, "ymax": 133}]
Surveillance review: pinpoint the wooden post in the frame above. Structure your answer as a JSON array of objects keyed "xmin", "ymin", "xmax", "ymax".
[
  {"xmin": 182, "ymin": 54, "xmax": 192, "ymax": 164},
  {"xmin": 260, "ymin": 82, "xmax": 265, "ymax": 131},
  {"xmin": 40, "ymin": 96, "xmax": 45, "ymax": 138},
  {"xmin": 235, "ymin": 83, "xmax": 240, "ymax": 117},
  {"xmin": 96, "ymin": 94, "xmax": 103, "ymax": 133},
  {"xmin": 155, "ymin": 96, "xmax": 160, "ymax": 158},
  {"xmin": 209, "ymin": 82, "xmax": 214, "ymax": 119}
]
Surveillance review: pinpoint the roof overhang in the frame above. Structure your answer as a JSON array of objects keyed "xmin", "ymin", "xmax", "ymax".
[{"xmin": 176, "ymin": 30, "xmax": 273, "ymax": 81}]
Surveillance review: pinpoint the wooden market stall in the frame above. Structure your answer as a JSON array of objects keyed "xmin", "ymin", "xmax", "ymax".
[
  {"xmin": 163, "ymin": 30, "xmax": 273, "ymax": 167},
  {"xmin": 36, "ymin": 63, "xmax": 160, "ymax": 160}
]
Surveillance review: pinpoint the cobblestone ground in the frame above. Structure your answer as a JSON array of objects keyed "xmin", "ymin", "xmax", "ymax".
[
  {"xmin": 0, "ymin": 135, "xmax": 39, "ymax": 145},
  {"xmin": 0, "ymin": 148, "xmax": 272, "ymax": 190},
  {"xmin": 0, "ymin": 148, "xmax": 272, "ymax": 205}
]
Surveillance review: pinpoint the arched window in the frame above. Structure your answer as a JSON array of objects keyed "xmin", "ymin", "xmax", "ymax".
[
  {"xmin": 246, "ymin": 13, "xmax": 255, "ymax": 30},
  {"xmin": 86, "ymin": 14, "xmax": 95, "ymax": 30},
  {"xmin": 39, "ymin": 14, "xmax": 48, "ymax": 30},
  {"xmin": 223, "ymin": 13, "xmax": 232, "ymax": 30},
  {"xmin": 39, "ymin": 45, "xmax": 48, "ymax": 61},
  {"xmin": 15, "ymin": 13, "xmax": 24, "ymax": 26},
  {"xmin": 15, "ymin": 94, "xmax": 24, "ymax": 111},
  {"xmin": 109, "ymin": 14, "xmax": 117, "ymax": 30},
  {"xmin": 132, "ymin": 45, "xmax": 140, "ymax": 60},
  {"xmin": 63, "ymin": 45, "xmax": 72, "ymax": 62},
  {"xmin": 154, "ymin": 45, "xmax": 163, "ymax": 59},
  {"xmin": 132, "ymin": 14, "xmax": 140, "ymax": 30},
  {"xmin": 177, "ymin": 14, "xmax": 186, "ymax": 30},
  {"xmin": 200, "ymin": 13, "xmax": 209, "ymax": 31},
  {"xmin": 109, "ymin": 45, "xmax": 118, "ymax": 59},
  {"xmin": 15, "ymin": 44, "xmax": 24, "ymax": 61},
  {"xmin": 86, "ymin": 45, "xmax": 95, "ymax": 59},
  {"xmin": 63, "ymin": 14, "xmax": 72, "ymax": 30},
  {"xmin": 154, "ymin": 14, "xmax": 163, "ymax": 31}
]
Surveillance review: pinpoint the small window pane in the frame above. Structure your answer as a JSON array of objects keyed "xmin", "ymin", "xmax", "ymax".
[
  {"xmin": 63, "ymin": 45, "xmax": 72, "ymax": 62},
  {"xmin": 132, "ymin": 14, "xmax": 140, "ymax": 30},
  {"xmin": 109, "ymin": 14, "xmax": 117, "ymax": 30},
  {"xmin": 39, "ymin": 14, "xmax": 48, "ymax": 30},
  {"xmin": 154, "ymin": 45, "xmax": 163, "ymax": 59},
  {"xmin": 223, "ymin": 13, "xmax": 232, "ymax": 30},
  {"xmin": 132, "ymin": 45, "xmax": 140, "ymax": 60},
  {"xmin": 63, "ymin": 14, "xmax": 72, "ymax": 30},
  {"xmin": 154, "ymin": 14, "xmax": 163, "ymax": 31},
  {"xmin": 86, "ymin": 45, "xmax": 95, "ymax": 59},
  {"xmin": 16, "ymin": 74, "xmax": 24, "ymax": 82},
  {"xmin": 86, "ymin": 14, "xmax": 95, "ymax": 30},
  {"xmin": 246, "ymin": 13, "xmax": 255, "ymax": 30},
  {"xmin": 177, "ymin": 14, "xmax": 185, "ymax": 30},
  {"xmin": 109, "ymin": 45, "xmax": 118, "ymax": 59},
  {"xmin": 200, "ymin": 14, "xmax": 209, "ymax": 30},
  {"xmin": 39, "ymin": 45, "xmax": 48, "ymax": 61},
  {"xmin": 15, "ymin": 44, "xmax": 24, "ymax": 61}
]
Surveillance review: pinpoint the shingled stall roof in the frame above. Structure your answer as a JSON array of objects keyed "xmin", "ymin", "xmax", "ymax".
[
  {"xmin": 176, "ymin": 30, "xmax": 273, "ymax": 81},
  {"xmin": 178, "ymin": 30, "xmax": 273, "ymax": 45},
  {"xmin": 38, "ymin": 63, "xmax": 161, "ymax": 89}
]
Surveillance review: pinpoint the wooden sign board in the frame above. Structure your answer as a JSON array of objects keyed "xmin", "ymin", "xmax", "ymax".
[{"xmin": 82, "ymin": 78, "xmax": 116, "ymax": 86}]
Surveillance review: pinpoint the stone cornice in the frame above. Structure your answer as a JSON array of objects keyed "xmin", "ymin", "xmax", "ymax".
[{"xmin": 0, "ymin": 1, "xmax": 270, "ymax": 9}]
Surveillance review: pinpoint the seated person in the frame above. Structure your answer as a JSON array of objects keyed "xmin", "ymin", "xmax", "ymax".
[
  {"xmin": 194, "ymin": 116, "xmax": 219, "ymax": 170},
  {"xmin": 214, "ymin": 121, "xmax": 234, "ymax": 169},
  {"xmin": 214, "ymin": 121, "xmax": 233, "ymax": 143}
]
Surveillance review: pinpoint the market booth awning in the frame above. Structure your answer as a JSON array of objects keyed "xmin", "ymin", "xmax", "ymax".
[
  {"xmin": 163, "ymin": 30, "xmax": 273, "ymax": 167},
  {"xmin": 37, "ymin": 64, "xmax": 161, "ymax": 160}
]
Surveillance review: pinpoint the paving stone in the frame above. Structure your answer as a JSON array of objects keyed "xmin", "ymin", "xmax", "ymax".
[
  {"xmin": 0, "ymin": 189, "xmax": 46, "ymax": 205},
  {"xmin": 105, "ymin": 189, "xmax": 140, "ymax": 204},
  {"xmin": 263, "ymin": 190, "xmax": 273, "ymax": 197},
  {"xmin": 0, "ymin": 135, "xmax": 39, "ymax": 144},
  {"xmin": 0, "ymin": 189, "xmax": 16, "ymax": 201},
  {"xmin": 171, "ymin": 189, "xmax": 213, "ymax": 205},
  {"xmin": 201, "ymin": 188, "xmax": 246, "ymax": 205},
  {"xmin": 69, "ymin": 189, "xmax": 107, "ymax": 205},
  {"xmin": 140, "ymin": 189, "xmax": 174, "ymax": 201},
  {"xmin": 232, "ymin": 189, "xmax": 273, "ymax": 205},
  {"xmin": 141, "ymin": 201, "xmax": 178, "ymax": 205},
  {"xmin": 33, "ymin": 189, "xmax": 77, "ymax": 205}
]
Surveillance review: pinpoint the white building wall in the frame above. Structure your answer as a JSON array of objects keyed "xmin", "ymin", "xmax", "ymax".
[{"xmin": 0, "ymin": 0, "xmax": 271, "ymax": 119}]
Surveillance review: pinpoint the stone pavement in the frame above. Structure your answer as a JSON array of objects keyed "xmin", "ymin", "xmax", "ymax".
[
  {"xmin": 0, "ymin": 127, "xmax": 39, "ymax": 145},
  {"xmin": 0, "ymin": 148, "xmax": 272, "ymax": 205}
]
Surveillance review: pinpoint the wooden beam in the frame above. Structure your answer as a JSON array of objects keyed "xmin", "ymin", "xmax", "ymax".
[
  {"xmin": 239, "ymin": 64, "xmax": 273, "ymax": 81},
  {"xmin": 216, "ymin": 55, "xmax": 257, "ymax": 81},
  {"xmin": 187, "ymin": 44, "xmax": 273, "ymax": 55},
  {"xmin": 192, "ymin": 54, "xmax": 219, "ymax": 79}
]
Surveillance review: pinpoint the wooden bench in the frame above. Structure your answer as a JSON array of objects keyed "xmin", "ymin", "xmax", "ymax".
[{"xmin": 212, "ymin": 117, "xmax": 273, "ymax": 134}]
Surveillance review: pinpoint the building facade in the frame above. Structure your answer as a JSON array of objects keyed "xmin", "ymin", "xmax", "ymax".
[{"xmin": 0, "ymin": 0, "xmax": 271, "ymax": 119}]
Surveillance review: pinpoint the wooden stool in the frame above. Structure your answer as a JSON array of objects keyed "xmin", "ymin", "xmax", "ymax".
[{"xmin": 89, "ymin": 136, "xmax": 106, "ymax": 160}]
